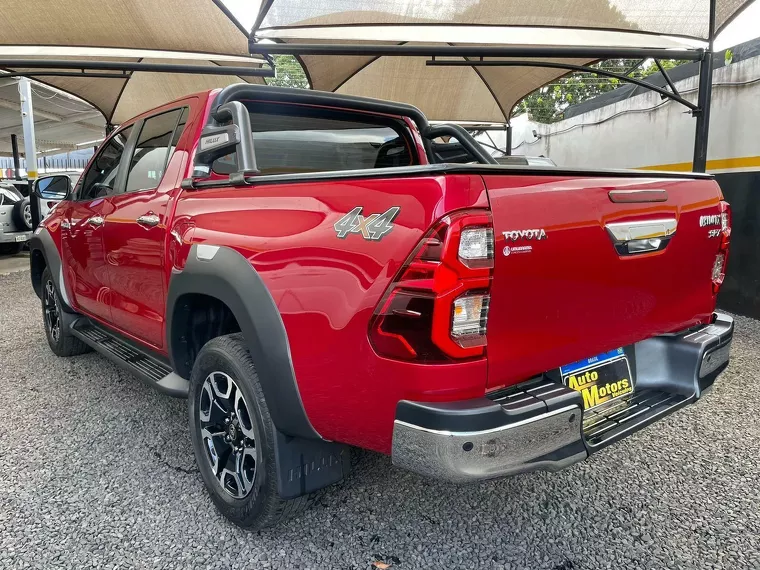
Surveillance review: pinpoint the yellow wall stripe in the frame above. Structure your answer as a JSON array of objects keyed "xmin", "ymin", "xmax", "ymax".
[{"xmin": 638, "ymin": 156, "xmax": 760, "ymax": 172}]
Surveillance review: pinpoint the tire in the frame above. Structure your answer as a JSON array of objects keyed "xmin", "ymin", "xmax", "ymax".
[
  {"xmin": 40, "ymin": 266, "xmax": 90, "ymax": 357},
  {"xmin": 12, "ymin": 197, "xmax": 32, "ymax": 230},
  {"xmin": 0, "ymin": 242, "xmax": 23, "ymax": 255},
  {"xmin": 188, "ymin": 333, "xmax": 310, "ymax": 529}
]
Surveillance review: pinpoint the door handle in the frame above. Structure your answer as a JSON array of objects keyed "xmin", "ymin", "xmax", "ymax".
[
  {"xmin": 136, "ymin": 213, "xmax": 160, "ymax": 228},
  {"xmin": 87, "ymin": 216, "xmax": 104, "ymax": 227}
]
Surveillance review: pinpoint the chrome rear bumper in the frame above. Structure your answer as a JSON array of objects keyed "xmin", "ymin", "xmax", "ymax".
[{"xmin": 391, "ymin": 312, "xmax": 733, "ymax": 483}]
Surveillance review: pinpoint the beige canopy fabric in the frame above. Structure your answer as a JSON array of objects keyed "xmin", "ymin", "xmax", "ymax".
[
  {"xmin": 254, "ymin": 0, "xmax": 751, "ymax": 42},
  {"xmin": 0, "ymin": 0, "xmax": 266, "ymax": 125},
  {"xmin": 253, "ymin": 0, "xmax": 753, "ymax": 122}
]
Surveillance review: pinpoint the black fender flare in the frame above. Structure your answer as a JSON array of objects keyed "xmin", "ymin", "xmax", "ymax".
[
  {"xmin": 28, "ymin": 228, "xmax": 75, "ymax": 313},
  {"xmin": 166, "ymin": 244, "xmax": 320, "ymax": 440}
]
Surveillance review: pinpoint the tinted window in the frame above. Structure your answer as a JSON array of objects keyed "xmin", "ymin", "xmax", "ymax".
[
  {"xmin": 78, "ymin": 126, "xmax": 132, "ymax": 201},
  {"xmin": 213, "ymin": 104, "xmax": 413, "ymax": 175},
  {"xmin": 125, "ymin": 109, "xmax": 184, "ymax": 193}
]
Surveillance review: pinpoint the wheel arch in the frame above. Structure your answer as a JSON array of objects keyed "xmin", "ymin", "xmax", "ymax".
[
  {"xmin": 166, "ymin": 244, "xmax": 320, "ymax": 440},
  {"xmin": 28, "ymin": 228, "xmax": 74, "ymax": 311}
]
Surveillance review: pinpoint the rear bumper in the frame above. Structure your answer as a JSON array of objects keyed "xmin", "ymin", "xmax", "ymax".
[
  {"xmin": 0, "ymin": 230, "xmax": 31, "ymax": 243},
  {"xmin": 391, "ymin": 312, "xmax": 733, "ymax": 483}
]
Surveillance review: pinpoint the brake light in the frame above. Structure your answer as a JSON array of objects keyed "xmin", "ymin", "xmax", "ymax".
[
  {"xmin": 369, "ymin": 210, "xmax": 493, "ymax": 362},
  {"xmin": 712, "ymin": 200, "xmax": 731, "ymax": 294}
]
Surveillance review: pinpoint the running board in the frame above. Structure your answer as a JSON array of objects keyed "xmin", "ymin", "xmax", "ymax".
[{"xmin": 70, "ymin": 318, "xmax": 189, "ymax": 398}]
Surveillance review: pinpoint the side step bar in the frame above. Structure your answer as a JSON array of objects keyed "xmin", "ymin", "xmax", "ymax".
[{"xmin": 70, "ymin": 318, "xmax": 189, "ymax": 398}]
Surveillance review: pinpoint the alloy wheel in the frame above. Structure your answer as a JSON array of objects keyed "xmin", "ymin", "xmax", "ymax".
[
  {"xmin": 23, "ymin": 203, "xmax": 32, "ymax": 229},
  {"xmin": 43, "ymin": 279, "xmax": 60, "ymax": 343},
  {"xmin": 198, "ymin": 371, "xmax": 257, "ymax": 499}
]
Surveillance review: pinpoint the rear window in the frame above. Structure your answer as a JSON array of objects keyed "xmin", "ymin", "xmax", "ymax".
[{"xmin": 212, "ymin": 103, "xmax": 415, "ymax": 176}]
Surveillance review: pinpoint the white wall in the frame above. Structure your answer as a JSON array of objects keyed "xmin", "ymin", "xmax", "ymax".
[{"xmin": 505, "ymin": 56, "xmax": 760, "ymax": 172}]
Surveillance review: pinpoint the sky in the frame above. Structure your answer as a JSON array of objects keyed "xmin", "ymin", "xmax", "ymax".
[{"xmin": 223, "ymin": 0, "xmax": 760, "ymax": 49}]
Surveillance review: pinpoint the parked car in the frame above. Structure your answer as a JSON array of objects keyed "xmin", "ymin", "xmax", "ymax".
[
  {"xmin": 494, "ymin": 155, "xmax": 557, "ymax": 167},
  {"xmin": 28, "ymin": 84, "xmax": 733, "ymax": 530},
  {"xmin": 0, "ymin": 182, "xmax": 32, "ymax": 254}
]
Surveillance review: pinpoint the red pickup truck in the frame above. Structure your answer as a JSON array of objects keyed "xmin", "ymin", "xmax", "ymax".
[{"xmin": 29, "ymin": 84, "xmax": 733, "ymax": 529}]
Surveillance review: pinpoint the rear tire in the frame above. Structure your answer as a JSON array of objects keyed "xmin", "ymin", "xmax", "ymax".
[
  {"xmin": 40, "ymin": 266, "xmax": 90, "ymax": 357},
  {"xmin": 12, "ymin": 197, "xmax": 32, "ymax": 230},
  {"xmin": 188, "ymin": 333, "xmax": 310, "ymax": 529}
]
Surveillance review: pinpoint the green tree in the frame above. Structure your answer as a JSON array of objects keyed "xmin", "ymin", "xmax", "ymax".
[
  {"xmin": 513, "ymin": 59, "xmax": 689, "ymax": 123},
  {"xmin": 265, "ymin": 55, "xmax": 309, "ymax": 89}
]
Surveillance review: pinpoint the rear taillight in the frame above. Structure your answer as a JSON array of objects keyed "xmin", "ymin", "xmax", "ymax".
[
  {"xmin": 712, "ymin": 200, "xmax": 731, "ymax": 294},
  {"xmin": 369, "ymin": 210, "xmax": 493, "ymax": 362}
]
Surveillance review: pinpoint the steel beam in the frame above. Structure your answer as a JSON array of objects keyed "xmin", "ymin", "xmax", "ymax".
[
  {"xmin": 10, "ymin": 134, "xmax": 20, "ymax": 179},
  {"xmin": 427, "ymin": 59, "xmax": 699, "ymax": 112},
  {"xmin": 19, "ymin": 78, "xmax": 40, "ymax": 227},
  {"xmin": 693, "ymin": 0, "xmax": 717, "ymax": 173},
  {"xmin": 0, "ymin": 59, "xmax": 273, "ymax": 77},
  {"xmin": 249, "ymin": 42, "xmax": 704, "ymax": 61}
]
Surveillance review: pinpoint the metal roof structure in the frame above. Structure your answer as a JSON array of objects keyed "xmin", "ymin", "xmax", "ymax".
[
  {"xmin": 0, "ymin": 0, "xmax": 269, "ymax": 125},
  {"xmin": 0, "ymin": 77, "xmax": 105, "ymax": 157}
]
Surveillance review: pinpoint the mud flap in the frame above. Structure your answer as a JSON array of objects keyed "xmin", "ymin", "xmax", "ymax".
[{"xmin": 273, "ymin": 430, "xmax": 351, "ymax": 499}]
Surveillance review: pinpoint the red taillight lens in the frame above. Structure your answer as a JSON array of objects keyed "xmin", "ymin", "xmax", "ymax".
[
  {"xmin": 712, "ymin": 200, "xmax": 731, "ymax": 294},
  {"xmin": 369, "ymin": 210, "xmax": 494, "ymax": 362}
]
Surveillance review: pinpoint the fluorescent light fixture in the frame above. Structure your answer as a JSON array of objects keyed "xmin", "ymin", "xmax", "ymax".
[{"xmin": 76, "ymin": 139, "xmax": 104, "ymax": 147}]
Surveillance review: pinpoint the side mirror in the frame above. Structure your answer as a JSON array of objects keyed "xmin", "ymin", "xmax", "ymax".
[{"xmin": 33, "ymin": 175, "xmax": 71, "ymax": 201}]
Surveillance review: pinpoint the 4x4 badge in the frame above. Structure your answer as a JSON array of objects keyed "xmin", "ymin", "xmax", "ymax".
[{"xmin": 334, "ymin": 206, "xmax": 400, "ymax": 241}]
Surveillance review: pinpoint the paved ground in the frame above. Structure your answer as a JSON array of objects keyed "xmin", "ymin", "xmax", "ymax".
[
  {"xmin": 0, "ymin": 251, "xmax": 30, "ymax": 275},
  {"xmin": 1, "ymin": 268, "xmax": 759, "ymax": 570}
]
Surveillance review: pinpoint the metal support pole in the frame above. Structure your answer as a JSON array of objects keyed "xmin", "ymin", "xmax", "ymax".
[
  {"xmin": 693, "ymin": 0, "xmax": 717, "ymax": 173},
  {"xmin": 505, "ymin": 125, "xmax": 513, "ymax": 156},
  {"xmin": 10, "ymin": 134, "xmax": 21, "ymax": 179},
  {"xmin": 19, "ymin": 77, "xmax": 41, "ymax": 228}
]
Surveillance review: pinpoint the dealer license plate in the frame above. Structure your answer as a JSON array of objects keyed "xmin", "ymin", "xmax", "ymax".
[
  {"xmin": 14, "ymin": 235, "xmax": 26, "ymax": 242},
  {"xmin": 560, "ymin": 348, "xmax": 633, "ymax": 410}
]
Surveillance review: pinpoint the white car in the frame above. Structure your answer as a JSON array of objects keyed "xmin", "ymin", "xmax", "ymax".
[{"xmin": 0, "ymin": 182, "xmax": 32, "ymax": 255}]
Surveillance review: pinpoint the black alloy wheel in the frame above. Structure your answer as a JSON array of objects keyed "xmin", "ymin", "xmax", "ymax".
[
  {"xmin": 198, "ymin": 371, "xmax": 258, "ymax": 499},
  {"xmin": 43, "ymin": 278, "xmax": 61, "ymax": 344}
]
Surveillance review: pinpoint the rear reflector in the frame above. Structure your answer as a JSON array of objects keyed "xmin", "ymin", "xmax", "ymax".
[{"xmin": 608, "ymin": 189, "xmax": 668, "ymax": 203}]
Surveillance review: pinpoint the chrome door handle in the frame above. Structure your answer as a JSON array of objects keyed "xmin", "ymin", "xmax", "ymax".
[
  {"xmin": 136, "ymin": 213, "xmax": 160, "ymax": 228},
  {"xmin": 87, "ymin": 216, "xmax": 104, "ymax": 227}
]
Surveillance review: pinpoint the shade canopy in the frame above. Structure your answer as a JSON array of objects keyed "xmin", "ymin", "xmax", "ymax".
[
  {"xmin": 254, "ymin": 0, "xmax": 749, "ymax": 42},
  {"xmin": 251, "ymin": 0, "xmax": 753, "ymax": 122},
  {"xmin": 0, "ymin": 0, "xmax": 267, "ymax": 125},
  {"xmin": 0, "ymin": 77, "xmax": 105, "ymax": 157}
]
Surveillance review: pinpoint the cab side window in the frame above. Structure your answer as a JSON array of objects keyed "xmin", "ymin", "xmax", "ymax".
[
  {"xmin": 124, "ymin": 108, "xmax": 186, "ymax": 193},
  {"xmin": 77, "ymin": 126, "xmax": 133, "ymax": 201}
]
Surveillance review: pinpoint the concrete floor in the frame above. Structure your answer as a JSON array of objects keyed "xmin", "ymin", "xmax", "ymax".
[
  {"xmin": 1, "ymin": 267, "xmax": 759, "ymax": 569},
  {"xmin": 0, "ymin": 251, "xmax": 29, "ymax": 275}
]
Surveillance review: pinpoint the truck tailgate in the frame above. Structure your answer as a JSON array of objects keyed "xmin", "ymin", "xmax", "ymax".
[{"xmin": 482, "ymin": 174, "xmax": 724, "ymax": 389}]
